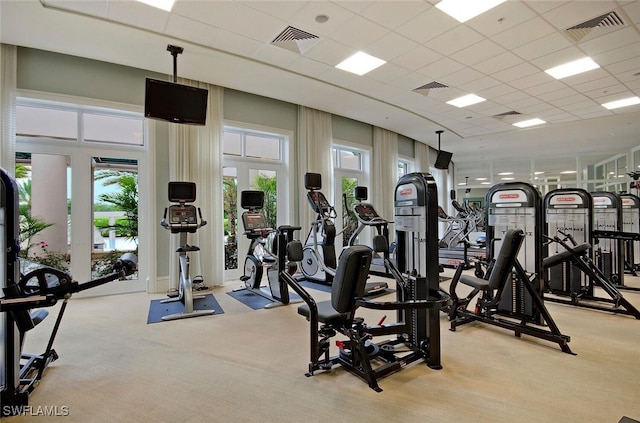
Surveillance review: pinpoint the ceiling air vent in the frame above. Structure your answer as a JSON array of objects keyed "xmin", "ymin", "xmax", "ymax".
[
  {"xmin": 412, "ymin": 81, "xmax": 449, "ymax": 96},
  {"xmin": 565, "ymin": 10, "xmax": 626, "ymax": 43},
  {"xmin": 492, "ymin": 111, "xmax": 521, "ymax": 120},
  {"xmin": 271, "ymin": 26, "xmax": 320, "ymax": 54}
]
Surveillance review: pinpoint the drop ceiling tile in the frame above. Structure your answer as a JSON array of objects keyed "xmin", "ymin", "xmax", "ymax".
[
  {"xmin": 510, "ymin": 72, "xmax": 553, "ymax": 90},
  {"xmin": 474, "ymin": 50, "xmax": 522, "ymax": 75},
  {"xmin": 208, "ymin": 31, "xmax": 264, "ymax": 58},
  {"xmin": 416, "ymin": 57, "xmax": 465, "ymax": 80},
  {"xmin": 251, "ymin": 44, "xmax": 302, "ymax": 68},
  {"xmin": 492, "ymin": 61, "xmax": 539, "ymax": 83},
  {"xmin": 393, "ymin": 45, "xmax": 444, "ymax": 72},
  {"xmin": 395, "ymin": 8, "xmax": 456, "ymax": 44},
  {"xmin": 579, "ymin": 27, "xmax": 640, "ymax": 57},
  {"xmin": 329, "ymin": 15, "xmax": 390, "ymax": 50},
  {"xmin": 466, "ymin": 1, "xmax": 536, "ymax": 38},
  {"xmin": 623, "ymin": 1, "xmax": 640, "ymax": 24},
  {"xmin": 365, "ymin": 32, "xmax": 419, "ymax": 61},
  {"xmin": 525, "ymin": 1, "xmax": 570, "ymax": 15},
  {"xmin": 367, "ymin": 62, "xmax": 411, "ymax": 84},
  {"xmin": 491, "ymin": 16, "xmax": 556, "ymax": 50},
  {"xmin": 551, "ymin": 95, "xmax": 593, "ymax": 108},
  {"xmin": 108, "ymin": 1, "xmax": 170, "ymax": 32},
  {"xmin": 303, "ymin": 38, "xmax": 353, "ymax": 67},
  {"xmin": 428, "ymin": 25, "xmax": 484, "ymax": 56},
  {"xmin": 242, "ymin": 1, "xmax": 308, "ymax": 22},
  {"xmin": 477, "ymin": 83, "xmax": 518, "ymax": 100},
  {"xmin": 330, "ymin": 1, "xmax": 375, "ymax": 14},
  {"xmin": 164, "ymin": 14, "xmax": 219, "ymax": 47},
  {"xmin": 222, "ymin": 4, "xmax": 287, "ymax": 42},
  {"xmin": 288, "ymin": 2, "xmax": 356, "ymax": 38},
  {"xmin": 534, "ymin": 86, "xmax": 578, "ymax": 101},
  {"xmin": 513, "ymin": 33, "xmax": 574, "ymax": 62},
  {"xmin": 492, "ymin": 89, "xmax": 530, "ymax": 105},
  {"xmin": 44, "ymin": 0, "xmax": 108, "ymax": 18},
  {"xmin": 603, "ymin": 56, "xmax": 640, "ymax": 75},
  {"xmin": 287, "ymin": 56, "xmax": 333, "ymax": 78},
  {"xmin": 460, "ymin": 76, "xmax": 501, "ymax": 93},
  {"xmin": 542, "ymin": 1, "xmax": 619, "ymax": 30},
  {"xmin": 172, "ymin": 0, "xmax": 241, "ymax": 28},
  {"xmin": 573, "ymin": 75, "xmax": 623, "ymax": 94},
  {"xmin": 442, "ymin": 67, "xmax": 485, "ymax": 88},
  {"xmin": 584, "ymin": 84, "xmax": 628, "ymax": 101},
  {"xmin": 359, "ymin": 1, "xmax": 432, "ymax": 30},
  {"xmin": 451, "ymin": 39, "xmax": 506, "ymax": 67},
  {"xmin": 593, "ymin": 41, "xmax": 640, "ymax": 66}
]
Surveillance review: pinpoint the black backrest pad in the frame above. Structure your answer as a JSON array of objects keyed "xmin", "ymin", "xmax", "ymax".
[
  {"xmin": 487, "ymin": 228, "xmax": 525, "ymax": 290},
  {"xmin": 331, "ymin": 246, "xmax": 373, "ymax": 313},
  {"xmin": 287, "ymin": 240, "xmax": 304, "ymax": 262},
  {"xmin": 372, "ymin": 234, "xmax": 388, "ymax": 254}
]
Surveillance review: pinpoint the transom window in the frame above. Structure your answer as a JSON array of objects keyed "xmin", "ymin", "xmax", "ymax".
[
  {"xmin": 223, "ymin": 128, "xmax": 283, "ymax": 161},
  {"xmin": 333, "ymin": 147, "xmax": 363, "ymax": 171}
]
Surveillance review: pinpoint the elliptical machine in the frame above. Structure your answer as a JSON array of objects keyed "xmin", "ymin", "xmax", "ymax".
[
  {"xmin": 301, "ymin": 173, "xmax": 387, "ymax": 295},
  {"xmin": 301, "ymin": 172, "xmax": 337, "ymax": 285},
  {"xmin": 236, "ymin": 190, "xmax": 301, "ymax": 308},
  {"xmin": 160, "ymin": 181, "xmax": 216, "ymax": 321},
  {"xmin": 348, "ymin": 186, "xmax": 392, "ymax": 277}
]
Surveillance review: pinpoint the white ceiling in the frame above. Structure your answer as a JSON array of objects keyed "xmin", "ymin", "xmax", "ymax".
[{"xmin": 1, "ymin": 0, "xmax": 639, "ymax": 184}]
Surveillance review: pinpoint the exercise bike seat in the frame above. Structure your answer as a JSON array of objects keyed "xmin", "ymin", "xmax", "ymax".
[{"xmin": 177, "ymin": 244, "xmax": 200, "ymax": 253}]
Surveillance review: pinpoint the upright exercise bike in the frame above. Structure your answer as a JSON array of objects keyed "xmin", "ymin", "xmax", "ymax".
[
  {"xmin": 301, "ymin": 173, "xmax": 387, "ymax": 295},
  {"xmin": 236, "ymin": 190, "xmax": 301, "ymax": 308},
  {"xmin": 160, "ymin": 181, "xmax": 216, "ymax": 321}
]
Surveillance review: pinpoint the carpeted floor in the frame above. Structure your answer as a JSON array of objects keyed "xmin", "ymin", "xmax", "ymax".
[{"xmin": 10, "ymin": 269, "xmax": 640, "ymax": 423}]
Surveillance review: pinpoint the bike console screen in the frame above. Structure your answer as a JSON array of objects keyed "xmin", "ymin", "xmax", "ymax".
[
  {"xmin": 307, "ymin": 191, "xmax": 332, "ymax": 215},
  {"xmin": 243, "ymin": 212, "xmax": 267, "ymax": 231},
  {"xmin": 354, "ymin": 203, "xmax": 379, "ymax": 222}
]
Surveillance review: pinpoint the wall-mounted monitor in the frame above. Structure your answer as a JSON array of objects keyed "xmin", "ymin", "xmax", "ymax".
[
  {"xmin": 434, "ymin": 150, "xmax": 453, "ymax": 170},
  {"xmin": 144, "ymin": 78, "xmax": 208, "ymax": 125}
]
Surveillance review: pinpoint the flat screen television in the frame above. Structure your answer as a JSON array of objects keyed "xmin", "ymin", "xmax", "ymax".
[
  {"xmin": 145, "ymin": 78, "xmax": 208, "ymax": 125},
  {"xmin": 434, "ymin": 150, "xmax": 453, "ymax": 170}
]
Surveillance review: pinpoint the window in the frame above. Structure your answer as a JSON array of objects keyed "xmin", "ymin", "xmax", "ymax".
[
  {"xmin": 16, "ymin": 97, "xmax": 147, "ymax": 295},
  {"xmin": 222, "ymin": 126, "xmax": 289, "ymax": 280}
]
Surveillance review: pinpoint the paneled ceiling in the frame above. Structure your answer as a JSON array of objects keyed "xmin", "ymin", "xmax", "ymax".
[{"xmin": 1, "ymin": 0, "xmax": 639, "ymax": 186}]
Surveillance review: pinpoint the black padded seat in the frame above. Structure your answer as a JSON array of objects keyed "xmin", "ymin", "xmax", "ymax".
[
  {"xmin": 456, "ymin": 228, "xmax": 523, "ymax": 292},
  {"xmin": 458, "ymin": 275, "xmax": 490, "ymax": 290},
  {"xmin": 543, "ymin": 243, "xmax": 591, "ymax": 269},
  {"xmin": 298, "ymin": 301, "xmax": 349, "ymax": 325},
  {"xmin": 297, "ymin": 245, "xmax": 372, "ymax": 325}
]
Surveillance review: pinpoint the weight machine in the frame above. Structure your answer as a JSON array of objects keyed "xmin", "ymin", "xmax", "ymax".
[{"xmin": 284, "ymin": 172, "xmax": 450, "ymax": 392}]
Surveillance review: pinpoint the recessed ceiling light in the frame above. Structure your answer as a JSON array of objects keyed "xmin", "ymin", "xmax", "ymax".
[
  {"xmin": 481, "ymin": 181, "xmax": 491, "ymax": 185},
  {"xmin": 335, "ymin": 51, "xmax": 386, "ymax": 76},
  {"xmin": 544, "ymin": 57, "xmax": 600, "ymax": 79},
  {"xmin": 501, "ymin": 177, "xmax": 515, "ymax": 181},
  {"xmin": 475, "ymin": 177, "xmax": 487, "ymax": 181},
  {"xmin": 513, "ymin": 118, "xmax": 546, "ymax": 128},
  {"xmin": 446, "ymin": 94, "xmax": 486, "ymax": 108},
  {"xmin": 535, "ymin": 171, "xmax": 544, "ymax": 175},
  {"xmin": 136, "ymin": 0, "xmax": 175, "ymax": 11},
  {"xmin": 602, "ymin": 96, "xmax": 640, "ymax": 110},
  {"xmin": 497, "ymin": 172, "xmax": 513, "ymax": 176},
  {"xmin": 435, "ymin": 0, "xmax": 507, "ymax": 23},
  {"xmin": 457, "ymin": 182, "xmax": 467, "ymax": 186},
  {"xmin": 560, "ymin": 170, "xmax": 577, "ymax": 174}
]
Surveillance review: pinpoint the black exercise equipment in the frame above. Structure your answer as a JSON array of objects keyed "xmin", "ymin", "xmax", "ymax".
[
  {"xmin": 160, "ymin": 181, "xmax": 216, "ymax": 320},
  {"xmin": 284, "ymin": 172, "xmax": 450, "ymax": 392},
  {"xmin": 235, "ymin": 190, "xmax": 301, "ymax": 308},
  {"xmin": 544, "ymin": 188, "xmax": 640, "ymax": 318},
  {"xmin": 448, "ymin": 182, "xmax": 573, "ymax": 354},
  {"xmin": 591, "ymin": 191, "xmax": 626, "ymax": 287},
  {"xmin": 448, "ymin": 229, "xmax": 574, "ymax": 354},
  {"xmin": 620, "ymin": 193, "xmax": 640, "ymax": 276},
  {"xmin": 1, "ymin": 167, "xmax": 137, "ymax": 416},
  {"xmin": 300, "ymin": 173, "xmax": 387, "ymax": 296},
  {"xmin": 347, "ymin": 186, "xmax": 392, "ymax": 277}
]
